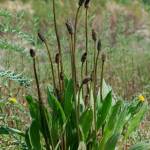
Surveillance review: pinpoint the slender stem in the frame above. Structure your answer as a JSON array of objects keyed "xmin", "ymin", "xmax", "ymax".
[
  {"xmin": 85, "ymin": 8, "xmax": 89, "ymax": 96},
  {"xmin": 93, "ymin": 41, "xmax": 96, "ymax": 68},
  {"xmin": 57, "ymin": 63, "xmax": 62, "ymax": 95},
  {"xmin": 52, "ymin": 0, "xmax": 64, "ymax": 91},
  {"xmin": 93, "ymin": 51, "xmax": 100, "ymax": 97},
  {"xmin": 93, "ymin": 50, "xmax": 100, "ymax": 135},
  {"xmin": 32, "ymin": 57, "xmax": 42, "ymax": 104},
  {"xmin": 70, "ymin": 35, "xmax": 75, "ymax": 85},
  {"xmin": 81, "ymin": 62, "xmax": 84, "ymax": 98},
  {"xmin": 85, "ymin": 8, "xmax": 88, "ymax": 76},
  {"xmin": 77, "ymin": 83, "xmax": 84, "ymax": 142},
  {"xmin": 100, "ymin": 60, "xmax": 104, "ymax": 102},
  {"xmin": 74, "ymin": 6, "xmax": 80, "ymax": 53},
  {"xmin": 78, "ymin": 84, "xmax": 83, "ymax": 121},
  {"xmin": 44, "ymin": 41, "xmax": 57, "ymax": 93},
  {"xmin": 72, "ymin": 6, "xmax": 80, "ymax": 88},
  {"xmin": 70, "ymin": 34, "xmax": 80, "ymax": 141},
  {"xmin": 32, "ymin": 57, "xmax": 51, "ymax": 150}
]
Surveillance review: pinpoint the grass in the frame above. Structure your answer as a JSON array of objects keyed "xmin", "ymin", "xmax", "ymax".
[{"xmin": 0, "ymin": 0, "xmax": 150, "ymax": 149}]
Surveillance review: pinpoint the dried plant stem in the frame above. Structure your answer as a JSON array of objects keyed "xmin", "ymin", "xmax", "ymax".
[
  {"xmin": 72, "ymin": 7, "xmax": 81, "ymax": 87},
  {"xmin": 44, "ymin": 42, "xmax": 57, "ymax": 93},
  {"xmin": 70, "ymin": 34, "xmax": 80, "ymax": 141},
  {"xmin": 74, "ymin": 6, "xmax": 80, "ymax": 53},
  {"xmin": 93, "ymin": 50, "xmax": 100, "ymax": 134},
  {"xmin": 57, "ymin": 63, "xmax": 62, "ymax": 94},
  {"xmin": 93, "ymin": 41, "xmax": 97, "ymax": 68},
  {"xmin": 93, "ymin": 51, "xmax": 100, "ymax": 97},
  {"xmin": 81, "ymin": 62, "xmax": 84, "ymax": 98},
  {"xmin": 100, "ymin": 58, "xmax": 105, "ymax": 101},
  {"xmin": 31, "ymin": 54, "xmax": 52, "ymax": 150},
  {"xmin": 52, "ymin": 0, "xmax": 64, "ymax": 91},
  {"xmin": 85, "ymin": 8, "xmax": 89, "ymax": 96},
  {"xmin": 85, "ymin": 8, "xmax": 88, "ymax": 76},
  {"xmin": 70, "ymin": 35, "xmax": 76, "ymax": 88},
  {"xmin": 32, "ymin": 57, "xmax": 42, "ymax": 104}
]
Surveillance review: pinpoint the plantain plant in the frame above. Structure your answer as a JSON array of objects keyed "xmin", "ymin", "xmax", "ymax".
[{"xmin": 0, "ymin": 0, "xmax": 149, "ymax": 150}]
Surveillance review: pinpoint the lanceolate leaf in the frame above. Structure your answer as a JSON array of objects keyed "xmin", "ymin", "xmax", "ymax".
[
  {"xmin": 63, "ymin": 78, "xmax": 74, "ymax": 118},
  {"xmin": 97, "ymin": 91, "xmax": 112, "ymax": 130},
  {"xmin": 104, "ymin": 133, "xmax": 120, "ymax": 150},
  {"xmin": 26, "ymin": 95, "xmax": 40, "ymax": 121},
  {"xmin": 28, "ymin": 120, "xmax": 41, "ymax": 150},
  {"xmin": 125, "ymin": 103, "xmax": 148, "ymax": 138},
  {"xmin": 114, "ymin": 104, "xmax": 128, "ymax": 133},
  {"xmin": 25, "ymin": 129, "xmax": 32, "ymax": 150},
  {"xmin": 104, "ymin": 101, "xmax": 122, "ymax": 137},
  {"xmin": 79, "ymin": 108, "xmax": 93, "ymax": 141},
  {"xmin": 47, "ymin": 88, "xmax": 66, "ymax": 123}
]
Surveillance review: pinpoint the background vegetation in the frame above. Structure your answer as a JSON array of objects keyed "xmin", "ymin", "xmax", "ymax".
[{"xmin": 0, "ymin": 0, "xmax": 150, "ymax": 149}]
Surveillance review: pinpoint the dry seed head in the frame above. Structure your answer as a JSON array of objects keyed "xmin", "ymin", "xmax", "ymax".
[
  {"xmin": 79, "ymin": 0, "xmax": 85, "ymax": 7},
  {"xmin": 65, "ymin": 20, "xmax": 74, "ymax": 35},
  {"xmin": 92, "ymin": 29, "xmax": 97, "ymax": 42},
  {"xmin": 55, "ymin": 53, "xmax": 60, "ymax": 64},
  {"xmin": 38, "ymin": 32, "xmax": 46, "ymax": 43},
  {"xmin": 81, "ymin": 52, "xmax": 87, "ymax": 63},
  {"xmin": 82, "ymin": 76, "xmax": 92, "ymax": 85},
  {"xmin": 84, "ymin": 0, "xmax": 91, "ymax": 8},
  {"xmin": 97, "ymin": 39, "xmax": 101, "ymax": 52},
  {"xmin": 30, "ymin": 49, "xmax": 35, "ymax": 58},
  {"xmin": 102, "ymin": 53, "xmax": 106, "ymax": 62}
]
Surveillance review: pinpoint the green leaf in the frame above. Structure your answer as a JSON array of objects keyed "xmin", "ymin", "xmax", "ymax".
[
  {"xmin": 125, "ymin": 103, "xmax": 148, "ymax": 138},
  {"xmin": 79, "ymin": 108, "xmax": 93, "ymax": 141},
  {"xmin": 40, "ymin": 106, "xmax": 54, "ymax": 147},
  {"xmin": 47, "ymin": 88, "xmax": 66, "ymax": 123},
  {"xmin": 105, "ymin": 101, "xmax": 122, "ymax": 133},
  {"xmin": 26, "ymin": 95, "xmax": 40, "ymax": 121},
  {"xmin": 129, "ymin": 142, "xmax": 150, "ymax": 150},
  {"xmin": 0, "ymin": 126, "xmax": 25, "ymax": 137},
  {"xmin": 97, "ymin": 91, "xmax": 112, "ymax": 130},
  {"xmin": 114, "ymin": 104, "xmax": 128, "ymax": 133},
  {"xmin": 63, "ymin": 78, "xmax": 74, "ymax": 118},
  {"xmin": 104, "ymin": 101, "xmax": 122, "ymax": 139},
  {"xmin": 104, "ymin": 133, "xmax": 120, "ymax": 150},
  {"xmin": 28, "ymin": 120, "xmax": 41, "ymax": 150},
  {"xmin": 25, "ymin": 129, "xmax": 32, "ymax": 150}
]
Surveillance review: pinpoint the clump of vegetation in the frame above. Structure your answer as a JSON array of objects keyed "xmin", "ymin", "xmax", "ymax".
[{"xmin": 0, "ymin": 0, "xmax": 150, "ymax": 150}]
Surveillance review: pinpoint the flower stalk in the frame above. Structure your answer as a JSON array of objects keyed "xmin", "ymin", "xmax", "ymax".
[
  {"xmin": 38, "ymin": 32, "xmax": 57, "ymax": 94},
  {"xmin": 100, "ymin": 53, "xmax": 106, "ymax": 102},
  {"xmin": 52, "ymin": 0, "xmax": 64, "ymax": 92},
  {"xmin": 30, "ymin": 49, "xmax": 52, "ymax": 150}
]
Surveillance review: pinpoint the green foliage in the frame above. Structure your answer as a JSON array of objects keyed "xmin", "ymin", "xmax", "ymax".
[
  {"xmin": 104, "ymin": 133, "xmax": 120, "ymax": 150},
  {"xmin": 79, "ymin": 108, "xmax": 93, "ymax": 141},
  {"xmin": 1, "ymin": 84, "xmax": 147, "ymax": 149},
  {"xmin": 97, "ymin": 91, "xmax": 112, "ymax": 130},
  {"xmin": 0, "ymin": 70, "xmax": 31, "ymax": 87},
  {"xmin": 0, "ymin": 39, "xmax": 25, "ymax": 53},
  {"xmin": 0, "ymin": 126, "xmax": 25, "ymax": 137},
  {"xmin": 63, "ymin": 78, "xmax": 74, "ymax": 118},
  {"xmin": 129, "ymin": 142, "xmax": 150, "ymax": 150},
  {"xmin": 0, "ymin": 0, "xmax": 149, "ymax": 149},
  {"xmin": 28, "ymin": 120, "xmax": 41, "ymax": 150}
]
